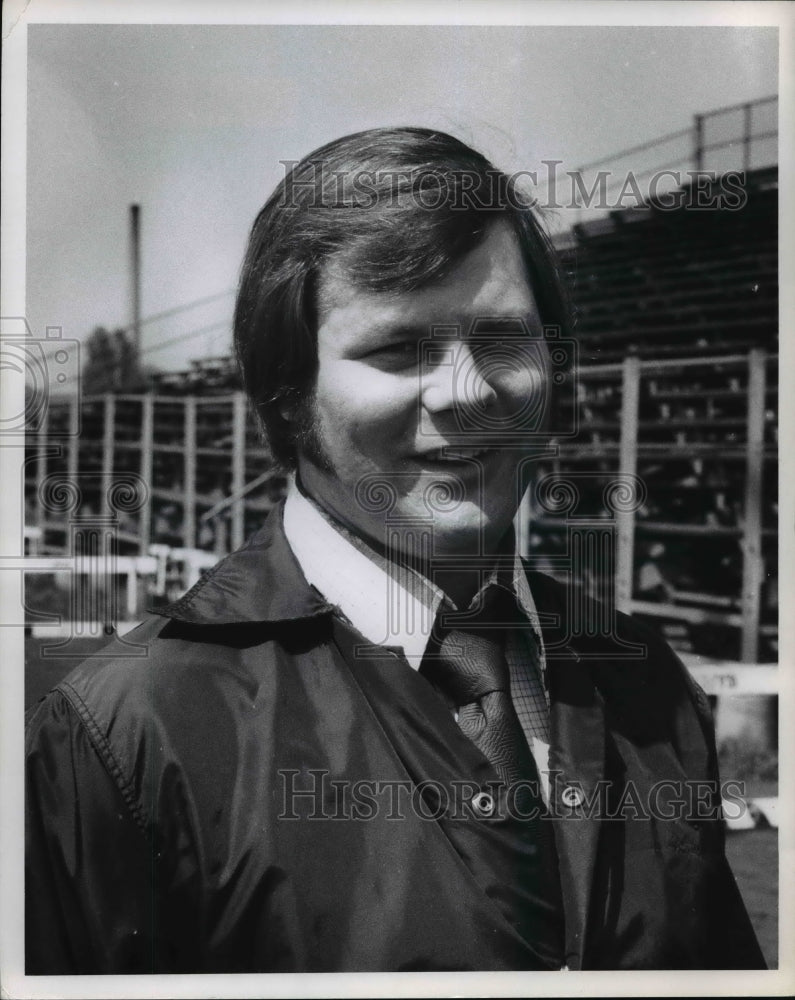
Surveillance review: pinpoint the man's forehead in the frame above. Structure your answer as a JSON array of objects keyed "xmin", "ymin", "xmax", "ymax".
[{"xmin": 315, "ymin": 220, "xmax": 541, "ymax": 332}]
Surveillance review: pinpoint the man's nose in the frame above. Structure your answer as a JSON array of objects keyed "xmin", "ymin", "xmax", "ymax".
[{"xmin": 421, "ymin": 340, "xmax": 498, "ymax": 414}]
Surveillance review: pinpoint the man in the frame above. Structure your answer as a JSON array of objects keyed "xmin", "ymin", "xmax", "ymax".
[{"xmin": 26, "ymin": 127, "xmax": 764, "ymax": 972}]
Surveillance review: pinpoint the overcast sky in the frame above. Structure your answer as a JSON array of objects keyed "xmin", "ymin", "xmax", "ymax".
[{"xmin": 25, "ymin": 20, "xmax": 779, "ymax": 374}]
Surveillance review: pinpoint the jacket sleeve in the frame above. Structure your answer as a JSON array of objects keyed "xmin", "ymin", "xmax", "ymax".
[{"xmin": 25, "ymin": 690, "xmax": 161, "ymax": 974}]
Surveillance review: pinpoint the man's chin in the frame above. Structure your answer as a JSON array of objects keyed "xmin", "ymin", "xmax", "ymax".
[{"xmin": 401, "ymin": 504, "xmax": 515, "ymax": 557}]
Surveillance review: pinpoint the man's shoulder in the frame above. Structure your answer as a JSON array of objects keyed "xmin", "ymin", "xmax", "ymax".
[
  {"xmin": 524, "ymin": 566, "xmax": 682, "ymax": 654},
  {"xmin": 28, "ymin": 623, "xmax": 233, "ymax": 740},
  {"xmin": 33, "ymin": 614, "xmax": 215, "ymax": 732},
  {"xmin": 26, "ymin": 507, "xmax": 334, "ymax": 744},
  {"xmin": 523, "ymin": 566, "xmax": 704, "ymax": 707},
  {"xmin": 25, "ymin": 608, "xmax": 324, "ymax": 811}
]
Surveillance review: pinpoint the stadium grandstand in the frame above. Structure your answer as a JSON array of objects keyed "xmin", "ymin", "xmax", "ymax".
[{"xmin": 26, "ymin": 98, "xmax": 778, "ymax": 761}]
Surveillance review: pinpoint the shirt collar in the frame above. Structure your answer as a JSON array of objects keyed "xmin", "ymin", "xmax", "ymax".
[{"xmin": 283, "ymin": 479, "xmax": 544, "ymax": 669}]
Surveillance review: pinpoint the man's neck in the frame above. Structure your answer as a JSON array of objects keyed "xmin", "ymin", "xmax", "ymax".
[
  {"xmin": 294, "ymin": 476, "xmax": 516, "ymax": 610},
  {"xmin": 283, "ymin": 482, "xmax": 546, "ymax": 674}
]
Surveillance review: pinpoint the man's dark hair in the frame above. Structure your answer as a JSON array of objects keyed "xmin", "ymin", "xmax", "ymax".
[{"xmin": 233, "ymin": 126, "xmax": 572, "ymax": 468}]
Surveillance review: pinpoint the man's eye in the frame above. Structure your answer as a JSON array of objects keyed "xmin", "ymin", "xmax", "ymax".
[{"xmin": 367, "ymin": 341, "xmax": 419, "ymax": 365}]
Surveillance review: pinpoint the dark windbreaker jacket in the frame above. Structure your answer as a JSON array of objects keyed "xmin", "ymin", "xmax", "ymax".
[{"xmin": 25, "ymin": 504, "xmax": 765, "ymax": 973}]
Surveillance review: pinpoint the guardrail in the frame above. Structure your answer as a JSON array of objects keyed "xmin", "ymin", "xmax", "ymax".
[{"xmin": 537, "ymin": 94, "xmax": 777, "ymax": 225}]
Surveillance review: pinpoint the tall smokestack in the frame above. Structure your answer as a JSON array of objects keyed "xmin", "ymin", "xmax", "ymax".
[{"xmin": 130, "ymin": 203, "xmax": 141, "ymax": 354}]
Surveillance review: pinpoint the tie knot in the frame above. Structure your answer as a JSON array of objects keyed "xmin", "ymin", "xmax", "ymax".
[{"xmin": 422, "ymin": 585, "xmax": 516, "ymax": 704}]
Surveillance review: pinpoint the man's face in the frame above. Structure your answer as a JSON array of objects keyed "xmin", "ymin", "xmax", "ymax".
[{"xmin": 296, "ymin": 219, "xmax": 550, "ymax": 556}]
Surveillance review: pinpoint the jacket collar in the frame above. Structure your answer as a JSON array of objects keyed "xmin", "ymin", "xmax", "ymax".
[
  {"xmin": 154, "ymin": 504, "xmax": 621, "ymax": 650},
  {"xmin": 153, "ymin": 502, "xmax": 334, "ymax": 625}
]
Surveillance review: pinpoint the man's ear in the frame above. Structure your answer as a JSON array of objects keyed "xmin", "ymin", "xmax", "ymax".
[{"xmin": 278, "ymin": 389, "xmax": 298, "ymax": 422}]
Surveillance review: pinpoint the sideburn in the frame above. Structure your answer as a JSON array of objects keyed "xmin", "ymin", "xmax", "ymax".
[{"xmin": 292, "ymin": 392, "xmax": 335, "ymax": 474}]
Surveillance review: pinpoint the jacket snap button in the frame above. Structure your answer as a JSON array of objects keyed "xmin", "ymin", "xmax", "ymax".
[
  {"xmin": 472, "ymin": 791, "xmax": 496, "ymax": 817},
  {"xmin": 561, "ymin": 785, "xmax": 584, "ymax": 809}
]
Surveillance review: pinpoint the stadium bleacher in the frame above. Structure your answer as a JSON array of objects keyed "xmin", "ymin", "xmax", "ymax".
[{"xmin": 560, "ymin": 166, "xmax": 777, "ymax": 363}]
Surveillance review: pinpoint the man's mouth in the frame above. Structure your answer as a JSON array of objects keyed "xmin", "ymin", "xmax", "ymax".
[{"xmin": 414, "ymin": 446, "xmax": 493, "ymax": 463}]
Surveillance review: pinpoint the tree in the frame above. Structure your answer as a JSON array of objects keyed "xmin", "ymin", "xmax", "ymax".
[{"xmin": 81, "ymin": 327, "xmax": 154, "ymax": 394}]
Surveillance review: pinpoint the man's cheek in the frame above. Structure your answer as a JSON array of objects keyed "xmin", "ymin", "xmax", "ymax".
[
  {"xmin": 349, "ymin": 412, "xmax": 407, "ymax": 453},
  {"xmin": 347, "ymin": 431, "xmax": 397, "ymax": 471}
]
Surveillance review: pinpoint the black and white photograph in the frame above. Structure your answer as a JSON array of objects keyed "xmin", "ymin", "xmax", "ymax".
[{"xmin": 1, "ymin": 1, "xmax": 791, "ymax": 996}]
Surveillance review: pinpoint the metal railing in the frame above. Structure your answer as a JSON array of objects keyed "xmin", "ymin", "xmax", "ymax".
[{"xmin": 535, "ymin": 95, "xmax": 777, "ymax": 228}]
